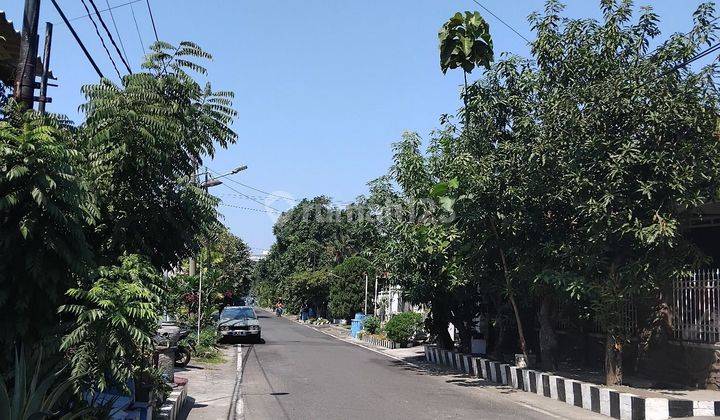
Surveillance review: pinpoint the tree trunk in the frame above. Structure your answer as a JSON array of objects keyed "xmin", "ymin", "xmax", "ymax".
[
  {"xmin": 538, "ymin": 293, "xmax": 558, "ymax": 371},
  {"xmin": 429, "ymin": 304, "xmax": 453, "ymax": 350},
  {"xmin": 498, "ymin": 245, "xmax": 529, "ymax": 362},
  {"xmin": 458, "ymin": 320, "xmax": 473, "ymax": 354},
  {"xmin": 489, "ymin": 219, "xmax": 529, "ymax": 363},
  {"xmin": 463, "ymin": 71, "xmax": 469, "ymax": 127},
  {"xmin": 604, "ymin": 262, "xmax": 623, "ymax": 385},
  {"xmin": 605, "ymin": 333, "xmax": 623, "ymax": 385},
  {"xmin": 491, "ymin": 309, "xmax": 508, "ymax": 359}
]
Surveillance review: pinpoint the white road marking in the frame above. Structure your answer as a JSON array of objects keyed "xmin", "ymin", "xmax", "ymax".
[{"xmin": 235, "ymin": 345, "xmax": 244, "ymax": 420}]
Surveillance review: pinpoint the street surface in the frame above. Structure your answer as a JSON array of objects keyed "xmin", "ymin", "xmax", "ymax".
[{"xmin": 237, "ymin": 309, "xmax": 604, "ymax": 420}]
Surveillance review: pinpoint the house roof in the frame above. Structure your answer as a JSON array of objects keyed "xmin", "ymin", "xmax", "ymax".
[{"xmin": 0, "ymin": 10, "xmax": 53, "ymax": 86}]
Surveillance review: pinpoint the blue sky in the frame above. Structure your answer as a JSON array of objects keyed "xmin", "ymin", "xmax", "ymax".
[{"xmin": 2, "ymin": 0, "xmax": 709, "ymax": 255}]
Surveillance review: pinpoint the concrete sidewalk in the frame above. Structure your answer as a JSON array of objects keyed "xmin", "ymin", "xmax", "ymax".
[{"xmin": 177, "ymin": 345, "xmax": 238, "ymax": 420}]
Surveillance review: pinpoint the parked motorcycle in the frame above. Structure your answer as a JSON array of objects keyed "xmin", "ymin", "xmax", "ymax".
[{"xmin": 174, "ymin": 328, "xmax": 196, "ymax": 367}]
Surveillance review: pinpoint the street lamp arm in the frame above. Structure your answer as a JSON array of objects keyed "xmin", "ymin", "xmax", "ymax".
[{"xmin": 196, "ymin": 165, "xmax": 247, "ymax": 181}]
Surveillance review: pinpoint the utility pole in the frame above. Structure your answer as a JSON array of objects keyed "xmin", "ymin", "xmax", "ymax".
[
  {"xmin": 374, "ymin": 275, "xmax": 378, "ymax": 316},
  {"xmin": 37, "ymin": 22, "xmax": 52, "ymax": 114},
  {"xmin": 14, "ymin": 0, "xmax": 42, "ymax": 109},
  {"xmin": 192, "ymin": 164, "xmax": 244, "ymax": 341},
  {"xmin": 189, "ymin": 159, "xmax": 199, "ymax": 277},
  {"xmin": 197, "ymin": 169, "xmax": 209, "ymax": 341},
  {"xmin": 364, "ymin": 272, "xmax": 368, "ymax": 315}
]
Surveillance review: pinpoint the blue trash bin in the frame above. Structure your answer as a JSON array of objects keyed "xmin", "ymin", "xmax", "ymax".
[{"xmin": 350, "ymin": 312, "xmax": 366, "ymax": 338}]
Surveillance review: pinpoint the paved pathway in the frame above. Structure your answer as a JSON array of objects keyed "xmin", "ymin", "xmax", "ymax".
[
  {"xmin": 240, "ymin": 309, "xmax": 605, "ymax": 419},
  {"xmin": 178, "ymin": 344, "xmax": 238, "ymax": 420}
]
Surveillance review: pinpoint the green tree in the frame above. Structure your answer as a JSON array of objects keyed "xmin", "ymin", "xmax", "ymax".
[
  {"xmin": 450, "ymin": 0, "xmax": 720, "ymax": 383},
  {"xmin": 80, "ymin": 41, "xmax": 237, "ymax": 269},
  {"xmin": 202, "ymin": 228, "xmax": 253, "ymax": 297},
  {"xmin": 0, "ymin": 107, "xmax": 95, "ymax": 353},
  {"xmin": 329, "ymin": 256, "xmax": 374, "ymax": 320},
  {"xmin": 384, "ymin": 131, "xmax": 469, "ymax": 350},
  {"xmin": 526, "ymin": 0, "xmax": 720, "ymax": 385},
  {"xmin": 277, "ymin": 270, "xmax": 330, "ymax": 315}
]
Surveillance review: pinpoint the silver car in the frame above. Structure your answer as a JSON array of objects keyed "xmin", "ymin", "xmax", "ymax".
[{"xmin": 218, "ymin": 306, "xmax": 261, "ymax": 342}]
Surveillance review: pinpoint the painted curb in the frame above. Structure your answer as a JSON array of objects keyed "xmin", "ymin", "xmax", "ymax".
[
  {"xmin": 156, "ymin": 384, "xmax": 187, "ymax": 420},
  {"xmin": 423, "ymin": 345, "xmax": 720, "ymax": 420},
  {"xmin": 360, "ymin": 335, "xmax": 400, "ymax": 349}
]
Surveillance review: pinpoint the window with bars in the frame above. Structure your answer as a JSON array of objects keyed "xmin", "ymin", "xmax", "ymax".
[{"xmin": 672, "ymin": 269, "xmax": 720, "ymax": 344}]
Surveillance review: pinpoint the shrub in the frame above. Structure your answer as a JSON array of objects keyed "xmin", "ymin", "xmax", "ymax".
[
  {"xmin": 363, "ymin": 316, "xmax": 381, "ymax": 334},
  {"xmin": 384, "ymin": 312, "xmax": 423, "ymax": 344},
  {"xmin": 60, "ymin": 254, "xmax": 163, "ymax": 394},
  {"xmin": 195, "ymin": 327, "xmax": 221, "ymax": 360}
]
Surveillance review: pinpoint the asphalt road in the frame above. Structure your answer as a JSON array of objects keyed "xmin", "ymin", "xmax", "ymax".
[{"xmin": 240, "ymin": 310, "xmax": 600, "ymax": 420}]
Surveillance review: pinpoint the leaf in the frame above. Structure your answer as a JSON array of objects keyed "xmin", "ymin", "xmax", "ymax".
[{"xmin": 439, "ymin": 196, "xmax": 456, "ymax": 213}]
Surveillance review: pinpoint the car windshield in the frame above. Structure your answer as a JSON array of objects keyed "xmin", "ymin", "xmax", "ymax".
[{"xmin": 220, "ymin": 307, "xmax": 256, "ymax": 320}]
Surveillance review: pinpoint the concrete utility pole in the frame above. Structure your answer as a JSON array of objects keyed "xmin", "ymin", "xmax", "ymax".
[
  {"xmin": 374, "ymin": 275, "xmax": 378, "ymax": 316},
  {"xmin": 193, "ymin": 165, "xmax": 246, "ymax": 341},
  {"xmin": 189, "ymin": 160, "xmax": 199, "ymax": 277},
  {"xmin": 197, "ymin": 169, "xmax": 209, "ymax": 341},
  {"xmin": 364, "ymin": 272, "xmax": 368, "ymax": 315},
  {"xmin": 37, "ymin": 22, "xmax": 52, "ymax": 114},
  {"xmin": 14, "ymin": 0, "xmax": 42, "ymax": 109}
]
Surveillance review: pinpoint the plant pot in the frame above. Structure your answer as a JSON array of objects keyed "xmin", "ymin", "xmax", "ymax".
[{"xmin": 135, "ymin": 382, "xmax": 153, "ymax": 403}]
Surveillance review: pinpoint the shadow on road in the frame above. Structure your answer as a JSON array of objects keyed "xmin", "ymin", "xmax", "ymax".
[
  {"xmin": 177, "ymin": 396, "xmax": 206, "ymax": 420},
  {"xmin": 385, "ymin": 359, "xmax": 519, "ymax": 393},
  {"xmin": 218, "ymin": 336, "xmax": 265, "ymax": 345}
]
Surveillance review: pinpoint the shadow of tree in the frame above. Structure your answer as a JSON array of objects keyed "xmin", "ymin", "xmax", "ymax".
[{"xmin": 385, "ymin": 359, "xmax": 520, "ymax": 393}]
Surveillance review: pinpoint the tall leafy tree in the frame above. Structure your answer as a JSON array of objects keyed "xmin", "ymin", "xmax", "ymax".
[
  {"xmin": 0, "ymin": 106, "xmax": 95, "ymax": 352},
  {"xmin": 526, "ymin": 0, "xmax": 720, "ymax": 384},
  {"xmin": 80, "ymin": 41, "xmax": 237, "ymax": 269},
  {"xmin": 329, "ymin": 256, "xmax": 374, "ymax": 320}
]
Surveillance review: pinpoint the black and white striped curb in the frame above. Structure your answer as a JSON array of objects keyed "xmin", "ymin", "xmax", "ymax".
[
  {"xmin": 423, "ymin": 345, "xmax": 720, "ymax": 420},
  {"xmin": 156, "ymin": 384, "xmax": 187, "ymax": 420},
  {"xmin": 361, "ymin": 335, "xmax": 399, "ymax": 349}
]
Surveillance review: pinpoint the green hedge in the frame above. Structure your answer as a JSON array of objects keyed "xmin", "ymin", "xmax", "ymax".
[
  {"xmin": 384, "ymin": 312, "xmax": 423, "ymax": 343},
  {"xmin": 362, "ymin": 316, "xmax": 381, "ymax": 334}
]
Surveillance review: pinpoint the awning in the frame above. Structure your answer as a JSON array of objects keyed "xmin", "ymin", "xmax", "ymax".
[{"xmin": 0, "ymin": 10, "xmax": 53, "ymax": 86}]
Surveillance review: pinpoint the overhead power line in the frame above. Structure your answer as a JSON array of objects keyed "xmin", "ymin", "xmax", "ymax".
[
  {"xmin": 49, "ymin": 0, "xmax": 104, "ymax": 78},
  {"xmin": 223, "ymin": 177, "xmax": 301, "ymax": 203},
  {"xmin": 470, "ymin": 0, "xmax": 531, "ymax": 44},
  {"xmin": 219, "ymin": 183, "xmax": 284, "ymax": 214},
  {"xmin": 220, "ymin": 175, "xmax": 355, "ymax": 207},
  {"xmin": 105, "ymin": 0, "xmax": 130, "ymax": 68},
  {"xmin": 79, "ymin": 0, "xmax": 122, "ymax": 78},
  {"xmin": 54, "ymin": 0, "xmax": 143, "ymax": 25},
  {"xmin": 87, "ymin": 0, "xmax": 133, "ymax": 74},
  {"xmin": 207, "ymin": 169, "xmax": 284, "ymax": 213},
  {"xmin": 219, "ymin": 203, "xmax": 280, "ymax": 214},
  {"xmin": 638, "ymin": 41, "xmax": 720, "ymax": 90},
  {"xmin": 145, "ymin": 0, "xmax": 160, "ymax": 42},
  {"xmin": 130, "ymin": 2, "xmax": 146, "ymax": 55}
]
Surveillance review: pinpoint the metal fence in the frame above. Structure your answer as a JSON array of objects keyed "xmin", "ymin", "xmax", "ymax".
[
  {"xmin": 672, "ymin": 268, "xmax": 720, "ymax": 344},
  {"xmin": 556, "ymin": 300, "xmax": 637, "ymax": 336}
]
